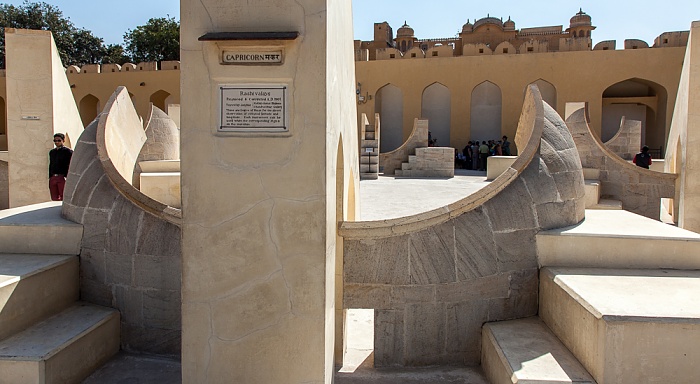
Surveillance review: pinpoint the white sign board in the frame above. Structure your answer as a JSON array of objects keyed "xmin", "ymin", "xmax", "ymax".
[
  {"xmin": 222, "ymin": 51, "xmax": 283, "ymax": 65},
  {"xmin": 218, "ymin": 85, "xmax": 288, "ymax": 132}
]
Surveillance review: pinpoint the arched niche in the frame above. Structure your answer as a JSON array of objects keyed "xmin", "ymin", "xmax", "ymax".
[
  {"xmin": 375, "ymin": 84, "xmax": 404, "ymax": 153},
  {"xmin": 79, "ymin": 94, "xmax": 100, "ymax": 127},
  {"xmin": 601, "ymin": 78, "xmax": 668, "ymax": 147},
  {"xmin": 470, "ymin": 81, "xmax": 502, "ymax": 141},
  {"xmin": 0, "ymin": 97, "xmax": 6, "ymax": 151},
  {"xmin": 529, "ymin": 79, "xmax": 557, "ymax": 110},
  {"xmin": 150, "ymin": 90, "xmax": 171, "ymax": 112},
  {"xmin": 421, "ymin": 83, "xmax": 451, "ymax": 147}
]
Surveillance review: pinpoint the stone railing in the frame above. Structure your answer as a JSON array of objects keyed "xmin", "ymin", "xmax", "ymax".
[{"xmin": 338, "ymin": 85, "xmax": 585, "ymax": 367}]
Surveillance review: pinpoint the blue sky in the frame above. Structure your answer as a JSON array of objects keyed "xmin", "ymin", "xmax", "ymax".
[{"xmin": 2, "ymin": 0, "xmax": 699, "ymax": 47}]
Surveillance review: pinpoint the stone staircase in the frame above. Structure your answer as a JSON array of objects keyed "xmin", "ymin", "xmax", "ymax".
[
  {"xmin": 359, "ymin": 115, "xmax": 379, "ymax": 180},
  {"xmin": 0, "ymin": 202, "xmax": 119, "ymax": 384},
  {"xmin": 583, "ymin": 168, "xmax": 622, "ymax": 210},
  {"xmin": 482, "ymin": 209, "xmax": 700, "ymax": 384},
  {"xmin": 394, "ymin": 147, "xmax": 455, "ymax": 178}
]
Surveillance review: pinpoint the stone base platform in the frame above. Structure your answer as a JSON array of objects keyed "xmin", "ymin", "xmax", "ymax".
[
  {"xmin": 537, "ymin": 209, "xmax": 700, "ymax": 269},
  {"xmin": 0, "ymin": 254, "xmax": 78, "ymax": 341},
  {"xmin": 0, "ymin": 202, "xmax": 82, "ymax": 255},
  {"xmin": 540, "ymin": 267, "xmax": 700, "ymax": 384},
  {"xmin": 0, "ymin": 303, "xmax": 119, "ymax": 384},
  {"xmin": 481, "ymin": 317, "xmax": 595, "ymax": 384}
]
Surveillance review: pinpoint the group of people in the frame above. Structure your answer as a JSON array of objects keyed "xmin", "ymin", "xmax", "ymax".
[{"xmin": 455, "ymin": 136, "xmax": 511, "ymax": 171}]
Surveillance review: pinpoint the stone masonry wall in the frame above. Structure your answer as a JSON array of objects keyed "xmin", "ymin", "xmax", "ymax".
[
  {"xmin": 62, "ymin": 119, "xmax": 181, "ymax": 357},
  {"xmin": 568, "ymin": 106, "xmax": 676, "ymax": 219},
  {"xmin": 0, "ymin": 160, "xmax": 8, "ymax": 210},
  {"xmin": 604, "ymin": 117, "xmax": 642, "ymax": 160},
  {"xmin": 341, "ymin": 89, "xmax": 586, "ymax": 367}
]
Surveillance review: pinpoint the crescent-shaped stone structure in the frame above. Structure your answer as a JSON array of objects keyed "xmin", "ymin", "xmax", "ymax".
[{"xmin": 339, "ymin": 85, "xmax": 586, "ymax": 366}]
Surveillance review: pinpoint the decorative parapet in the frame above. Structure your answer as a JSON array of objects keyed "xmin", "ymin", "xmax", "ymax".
[
  {"xmin": 339, "ymin": 85, "xmax": 585, "ymax": 366},
  {"xmin": 64, "ymin": 61, "xmax": 182, "ymax": 74},
  {"xmin": 625, "ymin": 39, "xmax": 650, "ymax": 50},
  {"xmin": 566, "ymin": 104, "xmax": 676, "ymax": 219},
  {"xmin": 594, "ymin": 40, "xmax": 616, "ymax": 50}
]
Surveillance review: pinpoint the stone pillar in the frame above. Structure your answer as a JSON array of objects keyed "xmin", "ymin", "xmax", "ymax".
[
  {"xmin": 180, "ymin": 1, "xmax": 359, "ymax": 383},
  {"xmin": 4, "ymin": 29, "xmax": 83, "ymax": 207},
  {"xmin": 669, "ymin": 21, "xmax": 700, "ymax": 231}
]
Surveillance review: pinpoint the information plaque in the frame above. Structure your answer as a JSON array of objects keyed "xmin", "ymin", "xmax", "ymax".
[{"xmin": 218, "ymin": 84, "xmax": 288, "ymax": 132}]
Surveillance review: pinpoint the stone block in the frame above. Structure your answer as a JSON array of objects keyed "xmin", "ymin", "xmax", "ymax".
[
  {"xmin": 374, "ymin": 309, "xmax": 404, "ymax": 367},
  {"xmin": 80, "ymin": 247, "xmax": 106, "ymax": 283},
  {"xmin": 136, "ymin": 212, "xmax": 181, "ymax": 257},
  {"xmin": 409, "ymin": 221, "xmax": 456, "ymax": 284},
  {"xmin": 404, "ymin": 303, "xmax": 445, "ymax": 366},
  {"xmin": 484, "ymin": 180, "xmax": 537, "ymax": 232},
  {"xmin": 445, "ymin": 300, "xmax": 488, "ymax": 364},
  {"xmin": 344, "ymin": 236, "xmax": 410, "ymax": 285},
  {"xmin": 86, "ymin": 175, "xmax": 120, "ymax": 210},
  {"xmin": 521, "ymin": 159, "xmax": 561, "ymax": 204},
  {"xmin": 552, "ymin": 170, "xmax": 585, "ymax": 201},
  {"xmin": 114, "ymin": 285, "xmax": 144, "ymax": 325},
  {"xmin": 536, "ymin": 199, "xmax": 580, "ymax": 230},
  {"xmin": 493, "ymin": 229, "xmax": 538, "ymax": 272},
  {"xmin": 121, "ymin": 324, "xmax": 181, "ymax": 356},
  {"xmin": 488, "ymin": 293, "xmax": 538, "ymax": 322},
  {"xmin": 390, "ymin": 285, "xmax": 435, "ymax": 306},
  {"xmin": 104, "ymin": 252, "xmax": 133, "ymax": 286},
  {"xmin": 143, "ymin": 289, "xmax": 181, "ymax": 330},
  {"xmin": 80, "ymin": 278, "xmax": 113, "ymax": 307},
  {"xmin": 133, "ymin": 254, "xmax": 181, "ymax": 291},
  {"xmin": 436, "ymin": 274, "xmax": 510, "ymax": 303},
  {"xmin": 69, "ymin": 159, "xmax": 103, "ymax": 208},
  {"xmin": 81, "ymin": 209, "xmax": 108, "ymax": 250},
  {"xmin": 343, "ymin": 283, "xmax": 391, "ymax": 309},
  {"xmin": 106, "ymin": 198, "xmax": 144, "ymax": 254},
  {"xmin": 455, "ymin": 208, "xmax": 498, "ymax": 280}
]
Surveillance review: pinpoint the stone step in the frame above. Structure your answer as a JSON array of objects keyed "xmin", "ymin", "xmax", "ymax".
[
  {"xmin": 537, "ymin": 209, "xmax": 700, "ymax": 269},
  {"xmin": 401, "ymin": 162, "xmax": 412, "ymax": 171},
  {"xmin": 0, "ymin": 303, "xmax": 119, "ymax": 384},
  {"xmin": 359, "ymin": 155, "xmax": 378, "ymax": 165},
  {"xmin": 583, "ymin": 180, "xmax": 600, "ymax": 208},
  {"xmin": 0, "ymin": 254, "xmax": 78, "ymax": 341},
  {"xmin": 0, "ymin": 202, "xmax": 82, "ymax": 255},
  {"xmin": 364, "ymin": 132, "xmax": 376, "ymax": 140},
  {"xmin": 540, "ymin": 267, "xmax": 700, "ymax": 384},
  {"xmin": 408, "ymin": 155, "xmax": 416, "ymax": 164},
  {"xmin": 587, "ymin": 198, "xmax": 622, "ymax": 210},
  {"xmin": 582, "ymin": 168, "xmax": 600, "ymax": 180},
  {"xmin": 482, "ymin": 317, "xmax": 596, "ymax": 384}
]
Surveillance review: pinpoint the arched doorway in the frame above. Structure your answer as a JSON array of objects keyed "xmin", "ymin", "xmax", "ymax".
[
  {"xmin": 470, "ymin": 81, "xmax": 502, "ymax": 141},
  {"xmin": 422, "ymin": 83, "xmax": 451, "ymax": 147},
  {"xmin": 602, "ymin": 78, "xmax": 668, "ymax": 149},
  {"xmin": 79, "ymin": 94, "xmax": 100, "ymax": 127},
  {"xmin": 150, "ymin": 90, "xmax": 171, "ymax": 112},
  {"xmin": 529, "ymin": 79, "xmax": 557, "ymax": 110},
  {"xmin": 0, "ymin": 97, "xmax": 6, "ymax": 151},
  {"xmin": 375, "ymin": 84, "xmax": 404, "ymax": 153}
]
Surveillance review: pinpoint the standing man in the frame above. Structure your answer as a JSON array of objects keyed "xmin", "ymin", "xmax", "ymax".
[
  {"xmin": 479, "ymin": 141, "xmax": 490, "ymax": 171},
  {"xmin": 633, "ymin": 145, "xmax": 652, "ymax": 169},
  {"xmin": 49, "ymin": 133, "xmax": 73, "ymax": 201}
]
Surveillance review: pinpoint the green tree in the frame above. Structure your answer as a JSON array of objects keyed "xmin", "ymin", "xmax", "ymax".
[
  {"xmin": 101, "ymin": 43, "xmax": 130, "ymax": 65},
  {"xmin": 123, "ymin": 16, "xmax": 179, "ymax": 63},
  {"xmin": 0, "ymin": 1, "xmax": 109, "ymax": 68}
]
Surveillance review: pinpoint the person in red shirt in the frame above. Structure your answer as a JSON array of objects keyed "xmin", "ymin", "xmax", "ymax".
[{"xmin": 633, "ymin": 145, "xmax": 652, "ymax": 169}]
